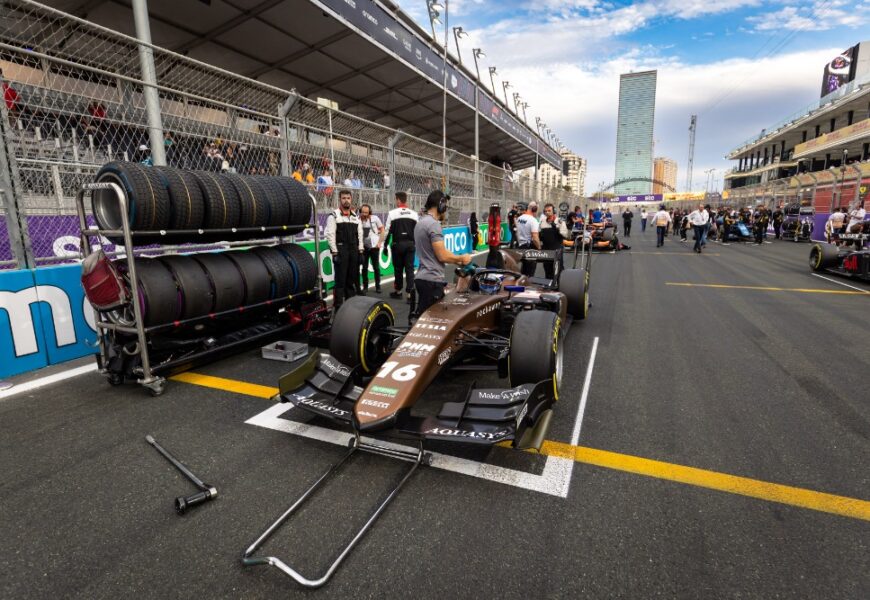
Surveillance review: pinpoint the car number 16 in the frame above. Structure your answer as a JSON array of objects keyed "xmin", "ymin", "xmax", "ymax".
[{"xmin": 376, "ymin": 361, "xmax": 420, "ymax": 381}]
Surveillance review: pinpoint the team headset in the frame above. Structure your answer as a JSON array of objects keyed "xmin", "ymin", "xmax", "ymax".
[{"xmin": 425, "ymin": 191, "xmax": 450, "ymax": 215}]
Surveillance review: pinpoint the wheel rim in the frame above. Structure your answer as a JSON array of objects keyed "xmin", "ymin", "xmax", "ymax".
[
  {"xmin": 553, "ymin": 329, "xmax": 563, "ymax": 400},
  {"xmin": 92, "ymin": 172, "xmax": 127, "ymax": 230},
  {"xmin": 360, "ymin": 309, "xmax": 393, "ymax": 373}
]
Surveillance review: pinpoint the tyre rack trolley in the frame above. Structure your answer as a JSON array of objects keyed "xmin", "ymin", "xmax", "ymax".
[{"xmin": 76, "ymin": 181, "xmax": 323, "ymax": 396}]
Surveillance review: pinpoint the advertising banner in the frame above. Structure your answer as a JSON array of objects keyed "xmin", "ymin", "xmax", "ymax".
[{"xmin": 615, "ymin": 194, "xmax": 662, "ymax": 203}]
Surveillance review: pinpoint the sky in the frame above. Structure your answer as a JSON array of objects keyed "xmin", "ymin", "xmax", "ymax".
[{"xmin": 393, "ymin": 0, "xmax": 870, "ymax": 194}]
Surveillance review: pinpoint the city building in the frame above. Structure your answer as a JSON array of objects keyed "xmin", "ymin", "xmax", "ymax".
[
  {"xmin": 517, "ymin": 149, "xmax": 587, "ymax": 198},
  {"xmin": 614, "ymin": 70, "xmax": 657, "ymax": 195},
  {"xmin": 653, "ymin": 157, "xmax": 678, "ymax": 194}
]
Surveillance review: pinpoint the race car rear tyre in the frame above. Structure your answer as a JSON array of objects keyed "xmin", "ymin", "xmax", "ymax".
[
  {"xmin": 158, "ymin": 255, "xmax": 215, "ymax": 319},
  {"xmin": 559, "ymin": 268, "xmax": 589, "ymax": 320},
  {"xmin": 330, "ymin": 296, "xmax": 395, "ymax": 376},
  {"xmin": 810, "ymin": 242, "xmax": 840, "ymax": 271},
  {"xmin": 509, "ymin": 310, "xmax": 563, "ymax": 401}
]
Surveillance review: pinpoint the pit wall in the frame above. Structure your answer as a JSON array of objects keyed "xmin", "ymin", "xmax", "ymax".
[{"xmin": 0, "ymin": 224, "xmax": 490, "ymax": 379}]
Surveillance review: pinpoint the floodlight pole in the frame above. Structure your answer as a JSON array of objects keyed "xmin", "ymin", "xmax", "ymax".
[
  {"xmin": 440, "ymin": 2, "xmax": 449, "ymax": 191},
  {"xmin": 131, "ymin": 0, "xmax": 166, "ymax": 166}
]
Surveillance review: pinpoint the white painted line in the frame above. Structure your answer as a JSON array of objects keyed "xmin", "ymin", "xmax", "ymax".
[
  {"xmin": 811, "ymin": 273, "xmax": 870, "ymax": 294},
  {"xmin": 570, "ymin": 336, "xmax": 599, "ymax": 447},
  {"xmin": 0, "ymin": 363, "xmax": 98, "ymax": 401},
  {"xmin": 246, "ymin": 402, "xmax": 574, "ymax": 498}
]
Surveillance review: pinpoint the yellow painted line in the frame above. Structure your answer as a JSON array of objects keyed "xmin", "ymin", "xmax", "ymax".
[
  {"xmin": 667, "ymin": 282, "xmax": 869, "ymax": 295},
  {"xmin": 170, "ymin": 372, "xmax": 277, "ymax": 399},
  {"xmin": 174, "ymin": 371, "xmax": 870, "ymax": 521},
  {"xmin": 538, "ymin": 441, "xmax": 870, "ymax": 522}
]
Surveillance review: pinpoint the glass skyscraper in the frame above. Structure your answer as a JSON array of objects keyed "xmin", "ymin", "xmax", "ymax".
[{"xmin": 614, "ymin": 70, "xmax": 657, "ymax": 195}]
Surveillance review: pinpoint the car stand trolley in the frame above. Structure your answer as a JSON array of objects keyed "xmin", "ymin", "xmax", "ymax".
[
  {"xmin": 76, "ymin": 180, "xmax": 325, "ymax": 395},
  {"xmin": 242, "ymin": 427, "xmax": 432, "ymax": 588}
]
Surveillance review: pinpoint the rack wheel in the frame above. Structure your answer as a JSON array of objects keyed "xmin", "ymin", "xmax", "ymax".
[
  {"xmin": 145, "ymin": 379, "xmax": 167, "ymax": 396},
  {"xmin": 423, "ymin": 453, "xmax": 434, "ymax": 467},
  {"xmin": 107, "ymin": 373, "xmax": 124, "ymax": 386}
]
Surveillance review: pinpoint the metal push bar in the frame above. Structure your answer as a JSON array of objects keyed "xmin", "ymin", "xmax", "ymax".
[{"xmin": 242, "ymin": 432, "xmax": 431, "ymax": 588}]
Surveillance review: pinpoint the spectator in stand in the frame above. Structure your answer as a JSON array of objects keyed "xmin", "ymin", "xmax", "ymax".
[
  {"xmin": 653, "ymin": 204, "xmax": 672, "ymax": 248},
  {"xmin": 1, "ymin": 68, "xmax": 21, "ymax": 125},
  {"xmin": 316, "ymin": 168, "xmax": 335, "ymax": 199},
  {"xmin": 135, "ymin": 144, "xmax": 153, "ymax": 166}
]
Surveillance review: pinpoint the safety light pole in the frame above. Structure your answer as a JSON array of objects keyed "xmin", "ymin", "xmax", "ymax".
[
  {"xmin": 488, "ymin": 66, "xmax": 498, "ymax": 95},
  {"xmin": 452, "ymin": 26, "xmax": 467, "ymax": 64},
  {"xmin": 427, "ymin": 0, "xmax": 448, "ymax": 190}
]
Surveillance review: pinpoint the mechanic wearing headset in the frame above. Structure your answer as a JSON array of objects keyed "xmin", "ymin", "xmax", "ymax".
[
  {"xmin": 515, "ymin": 202, "xmax": 541, "ymax": 277},
  {"xmin": 413, "ymin": 190, "xmax": 471, "ymax": 316},
  {"xmin": 539, "ymin": 202, "xmax": 569, "ymax": 280},
  {"xmin": 325, "ymin": 189, "xmax": 364, "ymax": 310}
]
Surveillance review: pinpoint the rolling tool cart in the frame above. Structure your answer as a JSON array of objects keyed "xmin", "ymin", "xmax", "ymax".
[{"xmin": 77, "ymin": 163, "xmax": 328, "ymax": 395}]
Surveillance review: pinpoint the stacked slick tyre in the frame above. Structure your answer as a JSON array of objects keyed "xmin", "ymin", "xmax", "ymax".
[
  {"xmin": 93, "ymin": 162, "xmax": 171, "ymax": 242},
  {"xmin": 193, "ymin": 253, "xmax": 245, "ymax": 312},
  {"xmin": 190, "ymin": 170, "xmax": 241, "ymax": 229},
  {"xmin": 223, "ymin": 173, "xmax": 270, "ymax": 227},
  {"xmin": 275, "ymin": 243, "xmax": 317, "ymax": 293}
]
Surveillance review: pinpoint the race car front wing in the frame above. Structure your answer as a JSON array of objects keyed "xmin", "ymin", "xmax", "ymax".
[{"xmin": 277, "ymin": 352, "xmax": 555, "ymax": 450}]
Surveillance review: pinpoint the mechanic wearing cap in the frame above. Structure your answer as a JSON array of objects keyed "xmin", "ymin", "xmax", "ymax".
[
  {"xmin": 325, "ymin": 189, "xmax": 364, "ymax": 310},
  {"xmin": 384, "ymin": 192, "xmax": 418, "ymax": 302},
  {"xmin": 413, "ymin": 190, "xmax": 471, "ymax": 316},
  {"xmin": 539, "ymin": 203, "xmax": 568, "ymax": 280}
]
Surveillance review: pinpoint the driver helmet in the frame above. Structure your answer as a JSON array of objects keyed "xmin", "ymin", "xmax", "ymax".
[{"xmin": 478, "ymin": 272, "xmax": 505, "ymax": 295}]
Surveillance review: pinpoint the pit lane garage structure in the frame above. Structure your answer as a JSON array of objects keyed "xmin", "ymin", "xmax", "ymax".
[{"xmin": 725, "ymin": 44, "xmax": 870, "ymax": 242}]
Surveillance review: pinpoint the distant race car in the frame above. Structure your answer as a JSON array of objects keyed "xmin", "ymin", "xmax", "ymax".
[{"xmin": 809, "ymin": 237, "xmax": 870, "ymax": 281}]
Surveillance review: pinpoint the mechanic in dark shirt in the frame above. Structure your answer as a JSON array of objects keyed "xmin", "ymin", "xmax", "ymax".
[
  {"xmin": 507, "ymin": 203, "xmax": 519, "ymax": 249},
  {"xmin": 413, "ymin": 191, "xmax": 471, "ymax": 316},
  {"xmin": 772, "ymin": 206, "xmax": 784, "ymax": 239},
  {"xmin": 753, "ymin": 207, "xmax": 769, "ymax": 245},
  {"xmin": 325, "ymin": 190, "xmax": 364, "ymax": 310},
  {"xmin": 539, "ymin": 203, "xmax": 569, "ymax": 280},
  {"xmin": 621, "ymin": 207, "xmax": 633, "ymax": 237},
  {"xmin": 384, "ymin": 192, "xmax": 418, "ymax": 301}
]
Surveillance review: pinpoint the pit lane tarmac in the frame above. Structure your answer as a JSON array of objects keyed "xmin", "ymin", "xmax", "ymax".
[{"xmin": 1, "ymin": 233, "xmax": 868, "ymax": 599}]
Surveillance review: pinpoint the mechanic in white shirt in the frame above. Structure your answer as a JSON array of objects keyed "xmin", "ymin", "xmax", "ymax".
[
  {"xmin": 653, "ymin": 205, "xmax": 671, "ymax": 247},
  {"xmin": 826, "ymin": 207, "xmax": 846, "ymax": 242},
  {"xmin": 847, "ymin": 206, "xmax": 867, "ymax": 233},
  {"xmin": 688, "ymin": 204, "xmax": 710, "ymax": 254},
  {"xmin": 515, "ymin": 202, "xmax": 541, "ymax": 277},
  {"xmin": 359, "ymin": 203, "xmax": 384, "ymax": 294}
]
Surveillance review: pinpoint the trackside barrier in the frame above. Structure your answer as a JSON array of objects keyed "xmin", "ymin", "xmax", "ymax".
[{"xmin": 0, "ymin": 226, "xmax": 487, "ymax": 379}]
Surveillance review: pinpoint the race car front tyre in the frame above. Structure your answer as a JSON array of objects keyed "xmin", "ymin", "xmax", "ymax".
[
  {"xmin": 559, "ymin": 268, "xmax": 589, "ymax": 320},
  {"xmin": 810, "ymin": 242, "xmax": 840, "ymax": 271},
  {"xmin": 330, "ymin": 296, "xmax": 395, "ymax": 376},
  {"xmin": 509, "ymin": 309, "xmax": 563, "ymax": 401}
]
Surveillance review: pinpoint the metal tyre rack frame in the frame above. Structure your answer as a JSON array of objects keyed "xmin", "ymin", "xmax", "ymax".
[{"xmin": 76, "ymin": 181, "xmax": 323, "ymax": 395}]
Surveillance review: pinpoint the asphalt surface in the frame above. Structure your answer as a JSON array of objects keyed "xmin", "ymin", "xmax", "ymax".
[{"xmin": 1, "ymin": 230, "xmax": 868, "ymax": 599}]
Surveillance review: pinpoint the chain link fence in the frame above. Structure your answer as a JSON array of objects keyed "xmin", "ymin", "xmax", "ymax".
[{"xmin": 0, "ymin": 0, "xmax": 582, "ymax": 270}]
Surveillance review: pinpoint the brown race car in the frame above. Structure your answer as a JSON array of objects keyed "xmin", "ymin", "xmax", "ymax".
[{"xmin": 275, "ymin": 246, "xmax": 589, "ymax": 450}]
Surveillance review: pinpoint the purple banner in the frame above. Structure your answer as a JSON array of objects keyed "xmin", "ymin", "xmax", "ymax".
[{"xmin": 615, "ymin": 194, "xmax": 662, "ymax": 203}]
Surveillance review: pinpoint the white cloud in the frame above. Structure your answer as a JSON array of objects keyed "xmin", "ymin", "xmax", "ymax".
[
  {"xmin": 747, "ymin": 1, "xmax": 870, "ymax": 32},
  {"xmin": 506, "ymin": 47, "xmax": 840, "ymax": 192}
]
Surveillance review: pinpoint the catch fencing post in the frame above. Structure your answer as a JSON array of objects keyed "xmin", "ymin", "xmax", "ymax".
[{"xmin": 131, "ymin": 0, "xmax": 167, "ymax": 166}]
